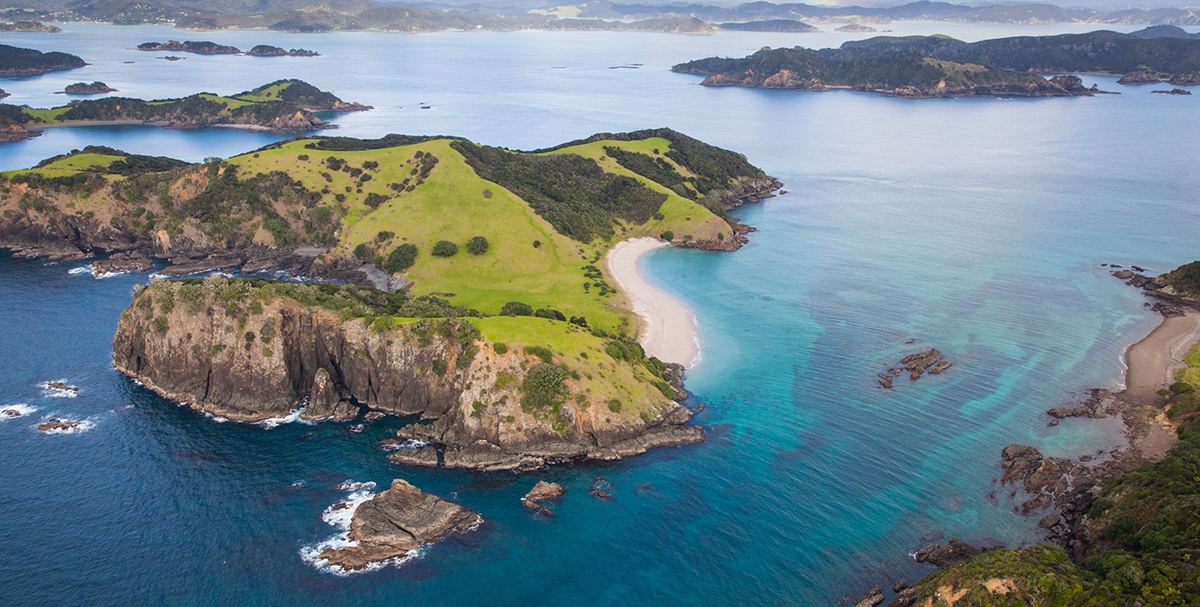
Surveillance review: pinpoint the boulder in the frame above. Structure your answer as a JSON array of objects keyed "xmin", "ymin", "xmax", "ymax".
[
  {"xmin": 854, "ymin": 584, "xmax": 883, "ymax": 607},
  {"xmin": 318, "ymin": 479, "xmax": 479, "ymax": 571},
  {"xmin": 523, "ymin": 481, "xmax": 564, "ymax": 503}
]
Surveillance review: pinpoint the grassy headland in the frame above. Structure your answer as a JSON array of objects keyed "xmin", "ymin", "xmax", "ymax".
[{"xmin": 0, "ymin": 129, "xmax": 776, "ymax": 337}]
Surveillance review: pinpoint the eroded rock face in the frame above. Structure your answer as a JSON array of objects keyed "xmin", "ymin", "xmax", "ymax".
[
  {"xmin": 318, "ymin": 479, "xmax": 479, "ymax": 571},
  {"xmin": 914, "ymin": 538, "xmax": 981, "ymax": 567},
  {"xmin": 113, "ymin": 280, "xmax": 704, "ymax": 470}
]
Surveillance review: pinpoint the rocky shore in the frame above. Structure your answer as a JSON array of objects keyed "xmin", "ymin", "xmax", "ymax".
[
  {"xmin": 851, "ymin": 262, "xmax": 1200, "ymax": 605},
  {"xmin": 113, "ymin": 278, "xmax": 705, "ymax": 471}
]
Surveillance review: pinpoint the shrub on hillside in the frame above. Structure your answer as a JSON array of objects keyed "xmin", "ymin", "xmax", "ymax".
[
  {"xmin": 500, "ymin": 302, "xmax": 533, "ymax": 316},
  {"xmin": 384, "ymin": 243, "xmax": 418, "ymax": 273},
  {"xmin": 432, "ymin": 240, "xmax": 458, "ymax": 257},
  {"xmin": 466, "ymin": 236, "xmax": 489, "ymax": 255}
]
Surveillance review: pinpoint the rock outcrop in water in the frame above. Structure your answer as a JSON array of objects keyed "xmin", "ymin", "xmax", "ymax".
[
  {"xmin": 318, "ymin": 479, "xmax": 480, "ymax": 571},
  {"xmin": 113, "ymin": 278, "xmax": 704, "ymax": 470},
  {"xmin": 62, "ymin": 81, "xmax": 117, "ymax": 95}
]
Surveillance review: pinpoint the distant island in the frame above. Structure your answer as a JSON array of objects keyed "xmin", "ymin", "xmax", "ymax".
[
  {"xmin": 0, "ymin": 20, "xmax": 60, "ymax": 31},
  {"xmin": 0, "ymin": 79, "xmax": 369, "ymax": 143},
  {"xmin": 10, "ymin": 0, "xmax": 1200, "ymax": 33},
  {"xmin": 674, "ymin": 48, "xmax": 1097, "ymax": 99},
  {"xmin": 0, "ymin": 129, "xmax": 780, "ymax": 472},
  {"xmin": 716, "ymin": 19, "xmax": 818, "ymax": 33},
  {"xmin": 674, "ymin": 30, "xmax": 1200, "ymax": 98},
  {"xmin": 61, "ymin": 81, "xmax": 117, "ymax": 94},
  {"xmin": 137, "ymin": 40, "xmax": 319, "ymax": 56},
  {"xmin": 0, "ymin": 43, "xmax": 85, "ymax": 76},
  {"xmin": 836, "ymin": 24, "xmax": 877, "ymax": 32}
]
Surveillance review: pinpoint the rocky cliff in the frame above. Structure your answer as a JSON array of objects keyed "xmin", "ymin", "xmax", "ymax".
[{"xmin": 113, "ymin": 278, "xmax": 703, "ymax": 470}]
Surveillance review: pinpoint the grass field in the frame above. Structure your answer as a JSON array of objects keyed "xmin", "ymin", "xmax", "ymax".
[
  {"xmin": 229, "ymin": 136, "xmax": 726, "ymax": 332},
  {"xmin": 3, "ymin": 130, "xmax": 748, "ymax": 350}
]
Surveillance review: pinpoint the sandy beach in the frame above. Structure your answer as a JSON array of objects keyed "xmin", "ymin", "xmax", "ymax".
[
  {"xmin": 1123, "ymin": 308, "xmax": 1200, "ymax": 405},
  {"xmin": 606, "ymin": 238, "xmax": 700, "ymax": 368}
]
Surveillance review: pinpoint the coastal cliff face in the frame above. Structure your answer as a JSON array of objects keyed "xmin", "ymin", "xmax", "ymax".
[{"xmin": 113, "ymin": 278, "xmax": 703, "ymax": 470}]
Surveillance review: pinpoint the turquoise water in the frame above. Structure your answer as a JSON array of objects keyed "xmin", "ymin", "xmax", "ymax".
[{"xmin": 2, "ymin": 23, "xmax": 1199, "ymax": 606}]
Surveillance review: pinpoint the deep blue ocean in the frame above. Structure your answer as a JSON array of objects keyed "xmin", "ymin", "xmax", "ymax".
[{"xmin": 2, "ymin": 22, "xmax": 1199, "ymax": 606}]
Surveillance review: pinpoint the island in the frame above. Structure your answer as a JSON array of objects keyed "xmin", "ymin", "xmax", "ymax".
[
  {"xmin": 835, "ymin": 24, "xmax": 877, "ymax": 32},
  {"xmin": 852, "ymin": 261, "xmax": 1200, "ymax": 606},
  {"xmin": 674, "ymin": 30, "xmax": 1200, "ymax": 98},
  {"xmin": 674, "ymin": 46, "xmax": 1097, "ymax": 98},
  {"xmin": 0, "ymin": 79, "xmax": 369, "ymax": 143},
  {"xmin": 0, "ymin": 20, "xmax": 60, "ymax": 32},
  {"xmin": 0, "ymin": 43, "xmax": 86, "ymax": 76},
  {"xmin": 137, "ymin": 40, "xmax": 240, "ymax": 54},
  {"xmin": 246, "ymin": 45, "xmax": 318, "ymax": 57},
  {"xmin": 715, "ymin": 20, "xmax": 818, "ymax": 32},
  {"xmin": 61, "ymin": 81, "xmax": 117, "ymax": 94},
  {"xmin": 137, "ymin": 40, "xmax": 319, "ymax": 56}
]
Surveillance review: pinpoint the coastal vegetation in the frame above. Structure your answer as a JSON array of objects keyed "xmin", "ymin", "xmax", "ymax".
[{"xmin": 675, "ymin": 31, "xmax": 1200, "ymax": 97}]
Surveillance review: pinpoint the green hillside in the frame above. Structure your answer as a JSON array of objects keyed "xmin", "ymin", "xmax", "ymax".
[{"xmin": 0, "ymin": 130, "xmax": 771, "ymax": 337}]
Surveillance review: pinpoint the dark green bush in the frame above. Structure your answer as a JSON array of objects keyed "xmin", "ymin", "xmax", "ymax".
[
  {"xmin": 432, "ymin": 240, "xmax": 458, "ymax": 257},
  {"xmin": 500, "ymin": 302, "xmax": 533, "ymax": 316},
  {"xmin": 660, "ymin": 230, "xmax": 674, "ymax": 241},
  {"xmin": 525, "ymin": 345, "xmax": 554, "ymax": 364},
  {"xmin": 535, "ymin": 308, "xmax": 566, "ymax": 321},
  {"xmin": 466, "ymin": 236, "xmax": 489, "ymax": 255},
  {"xmin": 384, "ymin": 243, "xmax": 418, "ymax": 273}
]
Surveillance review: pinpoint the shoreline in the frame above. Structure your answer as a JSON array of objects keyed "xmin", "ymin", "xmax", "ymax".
[
  {"xmin": 1121, "ymin": 308, "xmax": 1200, "ymax": 405},
  {"xmin": 606, "ymin": 237, "xmax": 701, "ymax": 368}
]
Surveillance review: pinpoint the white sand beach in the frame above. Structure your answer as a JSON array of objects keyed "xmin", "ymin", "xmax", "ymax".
[{"xmin": 606, "ymin": 238, "xmax": 700, "ymax": 368}]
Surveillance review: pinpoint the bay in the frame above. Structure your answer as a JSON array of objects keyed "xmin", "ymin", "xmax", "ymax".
[{"xmin": 1, "ymin": 22, "xmax": 1198, "ymax": 606}]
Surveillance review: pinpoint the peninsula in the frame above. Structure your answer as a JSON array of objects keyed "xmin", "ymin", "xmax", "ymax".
[
  {"xmin": 0, "ymin": 79, "xmax": 369, "ymax": 142},
  {"xmin": 0, "ymin": 43, "xmax": 85, "ymax": 76},
  {"xmin": 858, "ymin": 261, "xmax": 1200, "ymax": 606},
  {"xmin": 71, "ymin": 129, "xmax": 780, "ymax": 470},
  {"xmin": 675, "ymin": 31, "xmax": 1200, "ymax": 97}
]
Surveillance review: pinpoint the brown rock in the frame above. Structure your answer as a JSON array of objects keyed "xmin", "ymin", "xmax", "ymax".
[
  {"xmin": 854, "ymin": 584, "xmax": 883, "ymax": 607},
  {"xmin": 523, "ymin": 481, "xmax": 564, "ymax": 503},
  {"xmin": 318, "ymin": 479, "xmax": 479, "ymax": 571},
  {"xmin": 36, "ymin": 418, "xmax": 81, "ymax": 432},
  {"xmin": 914, "ymin": 538, "xmax": 980, "ymax": 567}
]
